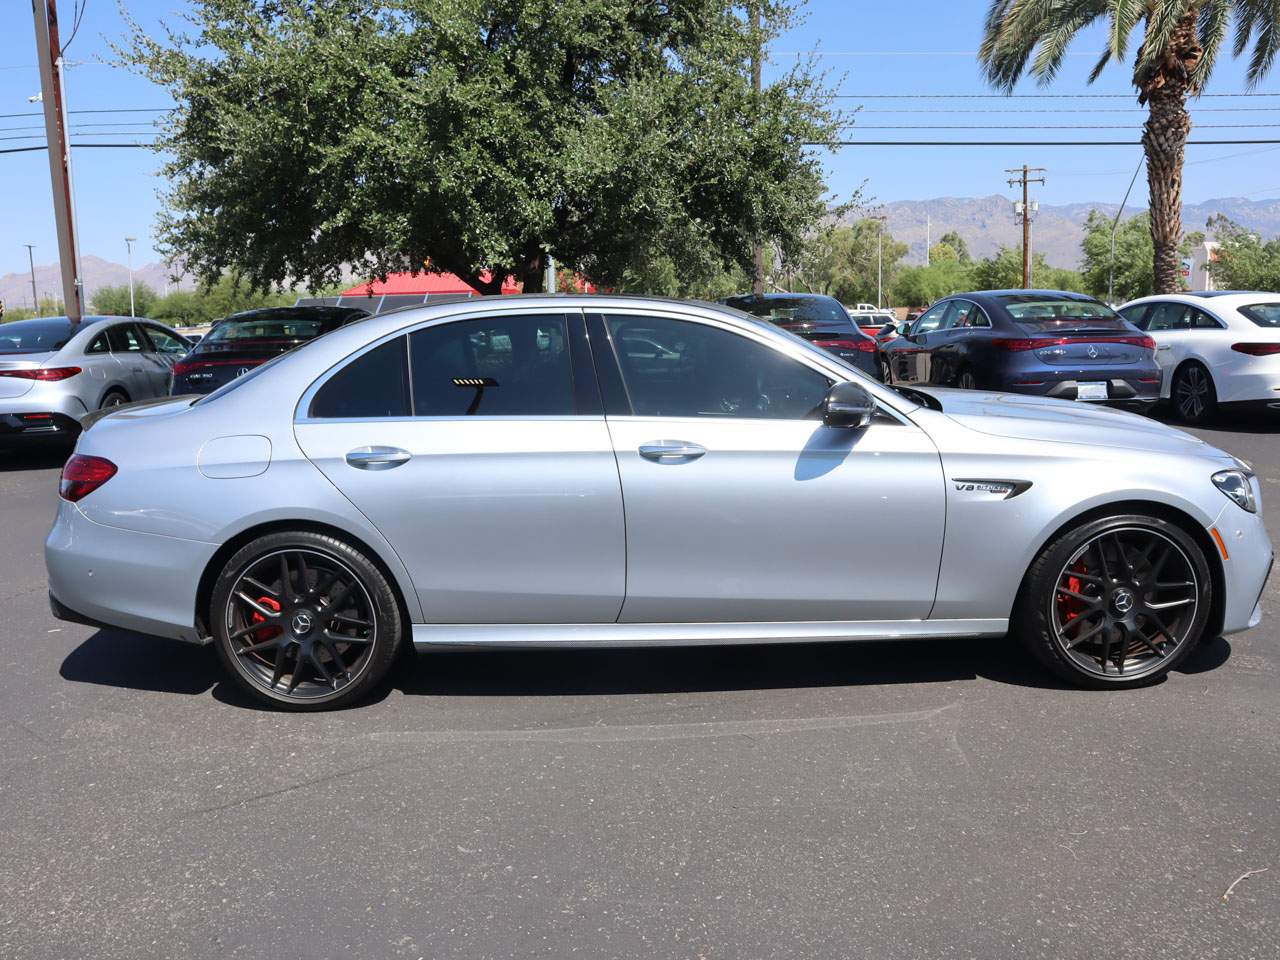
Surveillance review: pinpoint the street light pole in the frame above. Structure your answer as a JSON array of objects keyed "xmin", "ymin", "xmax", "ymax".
[
  {"xmin": 873, "ymin": 215, "xmax": 887, "ymax": 308},
  {"xmin": 124, "ymin": 236, "xmax": 137, "ymax": 316},
  {"xmin": 24, "ymin": 243, "xmax": 38, "ymax": 316}
]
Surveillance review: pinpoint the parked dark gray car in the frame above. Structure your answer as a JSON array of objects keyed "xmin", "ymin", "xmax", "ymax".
[
  {"xmin": 880, "ymin": 290, "xmax": 1161, "ymax": 409},
  {"xmin": 722, "ymin": 293, "xmax": 882, "ymax": 381}
]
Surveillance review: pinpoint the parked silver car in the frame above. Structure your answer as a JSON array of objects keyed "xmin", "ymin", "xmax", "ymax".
[
  {"xmin": 46, "ymin": 296, "xmax": 1271, "ymax": 709},
  {"xmin": 0, "ymin": 315, "xmax": 191, "ymax": 442}
]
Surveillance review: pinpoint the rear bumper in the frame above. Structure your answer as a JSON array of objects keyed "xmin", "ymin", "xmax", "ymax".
[
  {"xmin": 1000, "ymin": 376, "xmax": 1161, "ymax": 408},
  {"xmin": 0, "ymin": 411, "xmax": 81, "ymax": 440},
  {"xmin": 1214, "ymin": 371, "xmax": 1280, "ymax": 406},
  {"xmin": 45, "ymin": 499, "xmax": 215, "ymax": 644}
]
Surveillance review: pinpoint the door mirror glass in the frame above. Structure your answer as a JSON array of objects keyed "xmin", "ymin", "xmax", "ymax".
[
  {"xmin": 878, "ymin": 321, "xmax": 897, "ymax": 337},
  {"xmin": 822, "ymin": 381, "xmax": 876, "ymax": 429}
]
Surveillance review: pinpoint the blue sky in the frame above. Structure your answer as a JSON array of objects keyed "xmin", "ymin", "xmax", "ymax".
[{"xmin": 3, "ymin": 0, "xmax": 1280, "ymax": 276}]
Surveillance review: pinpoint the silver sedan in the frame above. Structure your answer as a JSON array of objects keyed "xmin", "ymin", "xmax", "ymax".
[
  {"xmin": 46, "ymin": 296, "xmax": 1272, "ymax": 709},
  {"xmin": 1, "ymin": 315, "xmax": 191, "ymax": 443}
]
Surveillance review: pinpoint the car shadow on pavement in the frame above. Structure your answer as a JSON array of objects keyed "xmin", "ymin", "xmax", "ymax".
[
  {"xmin": 0, "ymin": 443, "xmax": 73, "ymax": 472},
  {"xmin": 60, "ymin": 628, "xmax": 222, "ymax": 696},
  {"xmin": 58, "ymin": 629, "xmax": 1233, "ymax": 705}
]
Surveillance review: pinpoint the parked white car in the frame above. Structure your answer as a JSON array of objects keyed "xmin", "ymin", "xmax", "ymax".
[{"xmin": 1118, "ymin": 292, "xmax": 1280, "ymax": 424}]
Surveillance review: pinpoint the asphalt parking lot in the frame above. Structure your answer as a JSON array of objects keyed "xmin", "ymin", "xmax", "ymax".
[{"xmin": 1, "ymin": 414, "xmax": 1278, "ymax": 960}]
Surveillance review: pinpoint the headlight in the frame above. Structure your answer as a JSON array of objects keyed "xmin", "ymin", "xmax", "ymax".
[{"xmin": 1212, "ymin": 469, "xmax": 1257, "ymax": 513}]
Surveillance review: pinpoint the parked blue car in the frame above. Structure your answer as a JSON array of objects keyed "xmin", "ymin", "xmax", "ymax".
[{"xmin": 880, "ymin": 290, "xmax": 1161, "ymax": 409}]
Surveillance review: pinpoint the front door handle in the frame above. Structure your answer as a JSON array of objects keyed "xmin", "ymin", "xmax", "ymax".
[
  {"xmin": 638, "ymin": 441, "xmax": 706, "ymax": 463},
  {"xmin": 345, "ymin": 445, "xmax": 412, "ymax": 470}
]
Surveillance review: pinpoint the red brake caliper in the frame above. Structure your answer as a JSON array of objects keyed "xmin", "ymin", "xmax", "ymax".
[
  {"xmin": 250, "ymin": 595, "xmax": 283, "ymax": 643},
  {"xmin": 1057, "ymin": 563, "xmax": 1089, "ymax": 623}
]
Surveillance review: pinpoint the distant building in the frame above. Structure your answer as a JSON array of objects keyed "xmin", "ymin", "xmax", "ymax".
[{"xmin": 1183, "ymin": 241, "xmax": 1220, "ymax": 292}]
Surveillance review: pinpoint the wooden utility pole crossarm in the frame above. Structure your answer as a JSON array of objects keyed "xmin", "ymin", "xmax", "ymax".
[
  {"xmin": 1006, "ymin": 165, "xmax": 1045, "ymax": 289},
  {"xmin": 31, "ymin": 0, "xmax": 84, "ymax": 323}
]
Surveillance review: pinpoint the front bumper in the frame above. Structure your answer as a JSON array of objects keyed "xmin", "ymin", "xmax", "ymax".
[
  {"xmin": 45, "ymin": 499, "xmax": 216, "ymax": 644},
  {"xmin": 1212, "ymin": 490, "xmax": 1274, "ymax": 635}
]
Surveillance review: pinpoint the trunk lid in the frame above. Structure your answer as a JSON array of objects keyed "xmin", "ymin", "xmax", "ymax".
[
  {"xmin": 0, "ymin": 353, "xmax": 56, "ymax": 398},
  {"xmin": 1030, "ymin": 332, "xmax": 1152, "ymax": 366}
]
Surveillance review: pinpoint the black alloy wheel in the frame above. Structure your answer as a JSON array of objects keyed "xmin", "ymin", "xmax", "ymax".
[
  {"xmin": 956, "ymin": 369, "xmax": 978, "ymax": 390},
  {"xmin": 212, "ymin": 532, "xmax": 403, "ymax": 709},
  {"xmin": 1015, "ymin": 515, "xmax": 1212, "ymax": 688},
  {"xmin": 1172, "ymin": 363, "xmax": 1217, "ymax": 425}
]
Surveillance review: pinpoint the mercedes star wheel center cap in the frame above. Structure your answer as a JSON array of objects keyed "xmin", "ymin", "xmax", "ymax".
[
  {"xmin": 1112, "ymin": 589, "xmax": 1135, "ymax": 615},
  {"xmin": 291, "ymin": 611, "xmax": 314, "ymax": 635}
]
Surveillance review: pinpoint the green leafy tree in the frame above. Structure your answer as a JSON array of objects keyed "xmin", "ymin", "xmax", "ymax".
[
  {"xmin": 981, "ymin": 1, "xmax": 1280, "ymax": 293},
  {"xmin": 146, "ymin": 274, "xmax": 296, "ymax": 325},
  {"xmin": 935, "ymin": 230, "xmax": 971, "ymax": 263},
  {"xmin": 120, "ymin": 0, "xmax": 841, "ymax": 296},
  {"xmin": 91, "ymin": 282, "xmax": 158, "ymax": 317},
  {"xmin": 890, "ymin": 260, "xmax": 974, "ymax": 306},
  {"xmin": 1205, "ymin": 214, "xmax": 1280, "ymax": 289},
  {"xmin": 781, "ymin": 220, "xmax": 905, "ymax": 305},
  {"xmin": 1080, "ymin": 209, "xmax": 1155, "ymax": 302}
]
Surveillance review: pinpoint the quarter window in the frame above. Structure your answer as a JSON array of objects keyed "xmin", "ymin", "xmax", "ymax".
[
  {"xmin": 310, "ymin": 337, "xmax": 411, "ymax": 418},
  {"xmin": 86, "ymin": 333, "xmax": 110, "ymax": 354},
  {"xmin": 604, "ymin": 314, "xmax": 832, "ymax": 420},
  {"xmin": 409, "ymin": 315, "xmax": 574, "ymax": 416},
  {"xmin": 1191, "ymin": 308, "xmax": 1223, "ymax": 330}
]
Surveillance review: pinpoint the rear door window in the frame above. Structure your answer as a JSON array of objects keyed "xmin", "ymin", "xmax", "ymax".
[
  {"xmin": 143, "ymin": 325, "xmax": 191, "ymax": 355},
  {"xmin": 309, "ymin": 337, "xmax": 411, "ymax": 419},
  {"xmin": 107, "ymin": 324, "xmax": 146, "ymax": 353},
  {"xmin": 408, "ymin": 315, "xmax": 575, "ymax": 416},
  {"xmin": 1144, "ymin": 302, "xmax": 1192, "ymax": 332}
]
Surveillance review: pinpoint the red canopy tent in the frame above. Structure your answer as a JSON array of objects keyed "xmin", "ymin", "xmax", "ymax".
[{"xmin": 339, "ymin": 271, "xmax": 521, "ymax": 297}]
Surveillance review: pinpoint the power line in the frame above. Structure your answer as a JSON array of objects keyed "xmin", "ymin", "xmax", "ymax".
[
  {"xmin": 0, "ymin": 107, "xmax": 170, "ymax": 119},
  {"xmin": 0, "ymin": 131, "xmax": 158, "ymax": 142},
  {"xmin": 0, "ymin": 143, "xmax": 156, "ymax": 155},
  {"xmin": 820, "ymin": 139, "xmax": 1280, "ymax": 146},
  {"xmin": 832, "ymin": 92, "xmax": 1280, "ymax": 99}
]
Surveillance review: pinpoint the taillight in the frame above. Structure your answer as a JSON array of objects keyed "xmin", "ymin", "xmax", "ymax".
[
  {"xmin": 815, "ymin": 338, "xmax": 876, "ymax": 353},
  {"xmin": 1231, "ymin": 343, "xmax": 1280, "ymax": 356},
  {"xmin": 59, "ymin": 454, "xmax": 118, "ymax": 502},
  {"xmin": 992, "ymin": 336, "xmax": 1155, "ymax": 352},
  {"xmin": 172, "ymin": 357, "xmax": 264, "ymax": 376},
  {"xmin": 0, "ymin": 366, "xmax": 82, "ymax": 381}
]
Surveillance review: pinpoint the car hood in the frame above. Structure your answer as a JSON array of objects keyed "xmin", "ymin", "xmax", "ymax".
[{"xmin": 922, "ymin": 388, "xmax": 1232, "ymax": 459}]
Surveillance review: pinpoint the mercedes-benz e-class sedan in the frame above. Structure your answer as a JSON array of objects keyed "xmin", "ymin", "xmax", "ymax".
[
  {"xmin": 0, "ymin": 315, "xmax": 190, "ymax": 443},
  {"xmin": 47, "ymin": 296, "xmax": 1270, "ymax": 709},
  {"xmin": 170, "ymin": 305, "xmax": 368, "ymax": 395}
]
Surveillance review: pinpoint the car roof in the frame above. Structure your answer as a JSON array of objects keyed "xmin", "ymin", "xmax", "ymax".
[
  {"xmin": 1123, "ymin": 291, "xmax": 1280, "ymax": 308},
  {"xmin": 215, "ymin": 305, "xmax": 371, "ymax": 325},
  {"xmin": 962, "ymin": 289, "xmax": 1102, "ymax": 303}
]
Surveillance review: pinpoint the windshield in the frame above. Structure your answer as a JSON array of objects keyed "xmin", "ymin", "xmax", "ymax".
[
  {"xmin": 999, "ymin": 295, "xmax": 1129, "ymax": 332},
  {"xmin": 0, "ymin": 318, "xmax": 75, "ymax": 354},
  {"xmin": 724, "ymin": 295, "xmax": 862, "ymax": 340},
  {"xmin": 1239, "ymin": 303, "xmax": 1280, "ymax": 328}
]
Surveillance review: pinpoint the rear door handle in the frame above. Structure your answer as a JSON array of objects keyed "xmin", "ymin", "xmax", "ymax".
[
  {"xmin": 638, "ymin": 441, "xmax": 706, "ymax": 463},
  {"xmin": 345, "ymin": 446, "xmax": 412, "ymax": 470}
]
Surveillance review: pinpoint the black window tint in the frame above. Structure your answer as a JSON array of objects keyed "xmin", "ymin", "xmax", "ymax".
[
  {"xmin": 144, "ymin": 325, "xmax": 190, "ymax": 355},
  {"xmin": 310, "ymin": 337, "xmax": 410, "ymax": 418},
  {"xmin": 86, "ymin": 333, "xmax": 110, "ymax": 354},
  {"xmin": 912, "ymin": 303, "xmax": 950, "ymax": 335},
  {"xmin": 1239, "ymin": 302, "xmax": 1280, "ymax": 327},
  {"xmin": 107, "ymin": 324, "xmax": 145, "ymax": 352},
  {"xmin": 1118, "ymin": 304, "xmax": 1149, "ymax": 329},
  {"xmin": 409, "ymin": 315, "xmax": 573, "ymax": 416},
  {"xmin": 605, "ymin": 314, "xmax": 832, "ymax": 420},
  {"xmin": 1192, "ymin": 308, "xmax": 1222, "ymax": 330}
]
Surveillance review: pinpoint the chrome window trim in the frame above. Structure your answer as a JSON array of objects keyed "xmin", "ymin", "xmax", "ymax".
[{"xmin": 296, "ymin": 302, "xmax": 918, "ymax": 425}]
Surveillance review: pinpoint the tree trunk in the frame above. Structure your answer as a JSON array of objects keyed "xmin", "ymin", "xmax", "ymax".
[{"xmin": 1140, "ymin": 10, "xmax": 1200, "ymax": 294}]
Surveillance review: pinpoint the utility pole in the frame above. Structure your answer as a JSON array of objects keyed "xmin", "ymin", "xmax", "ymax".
[
  {"xmin": 31, "ymin": 0, "xmax": 84, "ymax": 323},
  {"xmin": 24, "ymin": 243, "xmax": 39, "ymax": 315},
  {"xmin": 872, "ymin": 214, "xmax": 887, "ymax": 308},
  {"xmin": 925, "ymin": 214, "xmax": 930, "ymax": 267},
  {"xmin": 749, "ymin": 2, "xmax": 765, "ymax": 295},
  {"xmin": 125, "ymin": 236, "xmax": 137, "ymax": 316},
  {"xmin": 1006, "ymin": 165, "xmax": 1045, "ymax": 289}
]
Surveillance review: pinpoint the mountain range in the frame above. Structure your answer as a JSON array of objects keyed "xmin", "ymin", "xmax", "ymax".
[
  {"xmin": 845, "ymin": 195, "xmax": 1280, "ymax": 269},
  {"xmin": 4, "ymin": 195, "xmax": 1280, "ymax": 309}
]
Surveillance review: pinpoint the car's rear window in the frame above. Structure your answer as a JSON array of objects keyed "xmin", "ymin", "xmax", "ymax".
[
  {"xmin": 724, "ymin": 296, "xmax": 862, "ymax": 341},
  {"xmin": 999, "ymin": 295, "xmax": 1128, "ymax": 332},
  {"xmin": 1239, "ymin": 303, "xmax": 1280, "ymax": 328},
  {"xmin": 0, "ymin": 318, "xmax": 75, "ymax": 353},
  {"xmin": 204, "ymin": 319, "xmax": 334, "ymax": 343}
]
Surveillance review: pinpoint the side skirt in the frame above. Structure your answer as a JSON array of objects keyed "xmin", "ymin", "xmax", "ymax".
[{"xmin": 412, "ymin": 619, "xmax": 1008, "ymax": 649}]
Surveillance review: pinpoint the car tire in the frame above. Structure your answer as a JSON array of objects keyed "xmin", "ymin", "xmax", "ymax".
[
  {"xmin": 1012, "ymin": 513, "xmax": 1212, "ymax": 689},
  {"xmin": 211, "ymin": 530, "xmax": 404, "ymax": 710},
  {"xmin": 1172, "ymin": 362, "xmax": 1217, "ymax": 425},
  {"xmin": 956, "ymin": 368, "xmax": 978, "ymax": 390},
  {"xmin": 99, "ymin": 389, "xmax": 129, "ymax": 409}
]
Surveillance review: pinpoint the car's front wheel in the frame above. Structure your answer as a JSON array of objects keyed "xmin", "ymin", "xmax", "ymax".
[
  {"xmin": 211, "ymin": 531, "xmax": 404, "ymax": 710},
  {"xmin": 1013, "ymin": 514, "xmax": 1212, "ymax": 689}
]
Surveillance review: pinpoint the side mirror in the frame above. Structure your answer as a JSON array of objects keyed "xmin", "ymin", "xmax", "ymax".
[
  {"xmin": 823, "ymin": 381, "xmax": 876, "ymax": 429},
  {"xmin": 878, "ymin": 321, "xmax": 897, "ymax": 337}
]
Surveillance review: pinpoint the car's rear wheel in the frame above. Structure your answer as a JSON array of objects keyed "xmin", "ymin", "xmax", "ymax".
[
  {"xmin": 1172, "ymin": 362, "xmax": 1217, "ymax": 425},
  {"xmin": 211, "ymin": 531, "xmax": 403, "ymax": 710},
  {"xmin": 99, "ymin": 389, "xmax": 128, "ymax": 409},
  {"xmin": 1013, "ymin": 514, "xmax": 1212, "ymax": 689},
  {"xmin": 956, "ymin": 368, "xmax": 978, "ymax": 390}
]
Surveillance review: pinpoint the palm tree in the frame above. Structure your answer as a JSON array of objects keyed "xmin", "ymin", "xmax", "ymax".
[{"xmin": 980, "ymin": 2, "xmax": 1280, "ymax": 293}]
